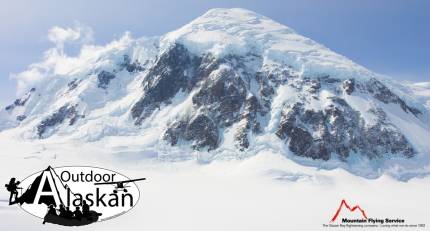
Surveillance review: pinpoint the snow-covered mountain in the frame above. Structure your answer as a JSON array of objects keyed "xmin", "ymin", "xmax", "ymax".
[
  {"xmin": 1, "ymin": 8, "xmax": 429, "ymax": 177},
  {"xmin": 407, "ymin": 81, "xmax": 430, "ymax": 109}
]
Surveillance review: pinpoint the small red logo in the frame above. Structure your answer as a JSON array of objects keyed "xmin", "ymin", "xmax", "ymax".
[{"xmin": 330, "ymin": 199, "xmax": 368, "ymax": 222}]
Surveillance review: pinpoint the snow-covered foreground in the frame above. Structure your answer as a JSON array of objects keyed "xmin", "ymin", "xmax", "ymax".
[{"xmin": 0, "ymin": 138, "xmax": 429, "ymax": 231}]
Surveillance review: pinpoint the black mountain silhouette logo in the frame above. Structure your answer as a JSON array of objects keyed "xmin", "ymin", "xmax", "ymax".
[{"xmin": 16, "ymin": 166, "xmax": 69, "ymax": 206}]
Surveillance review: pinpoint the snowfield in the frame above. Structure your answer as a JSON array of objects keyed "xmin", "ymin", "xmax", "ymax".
[
  {"xmin": 407, "ymin": 82, "xmax": 430, "ymax": 109},
  {"xmin": 0, "ymin": 138, "xmax": 429, "ymax": 231}
]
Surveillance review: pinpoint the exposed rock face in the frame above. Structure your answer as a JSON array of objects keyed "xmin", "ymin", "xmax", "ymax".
[
  {"xmin": 192, "ymin": 66, "xmax": 248, "ymax": 127},
  {"xmin": 185, "ymin": 114, "xmax": 219, "ymax": 150},
  {"xmin": 131, "ymin": 44, "xmax": 192, "ymax": 125},
  {"xmin": 163, "ymin": 114, "xmax": 219, "ymax": 150},
  {"xmin": 121, "ymin": 55, "xmax": 145, "ymax": 73},
  {"xmin": 37, "ymin": 104, "xmax": 80, "ymax": 138},
  {"xmin": 126, "ymin": 42, "xmax": 421, "ymax": 160},
  {"xmin": 365, "ymin": 78, "xmax": 421, "ymax": 116},
  {"xmin": 343, "ymin": 79, "xmax": 355, "ymax": 95},
  {"xmin": 157, "ymin": 48, "xmax": 265, "ymax": 151},
  {"xmin": 96, "ymin": 55, "xmax": 145, "ymax": 91},
  {"xmin": 234, "ymin": 95, "xmax": 260, "ymax": 150},
  {"xmin": 16, "ymin": 115, "xmax": 27, "ymax": 121},
  {"xmin": 276, "ymin": 97, "xmax": 415, "ymax": 160},
  {"xmin": 361, "ymin": 108, "xmax": 414, "ymax": 157},
  {"xmin": 97, "ymin": 71, "xmax": 116, "ymax": 89},
  {"xmin": 5, "ymin": 88, "xmax": 36, "ymax": 111},
  {"xmin": 68, "ymin": 79, "xmax": 80, "ymax": 91}
]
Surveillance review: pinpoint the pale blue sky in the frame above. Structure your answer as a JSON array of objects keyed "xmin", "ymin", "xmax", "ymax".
[{"xmin": 0, "ymin": 0, "xmax": 429, "ymax": 106}]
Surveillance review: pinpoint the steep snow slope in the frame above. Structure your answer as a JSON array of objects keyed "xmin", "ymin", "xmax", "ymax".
[
  {"xmin": 162, "ymin": 8, "xmax": 373, "ymax": 79},
  {"xmin": 0, "ymin": 35, "xmax": 158, "ymax": 135},
  {"xmin": 407, "ymin": 82, "xmax": 430, "ymax": 109},
  {"xmin": 0, "ymin": 8, "xmax": 429, "ymax": 179}
]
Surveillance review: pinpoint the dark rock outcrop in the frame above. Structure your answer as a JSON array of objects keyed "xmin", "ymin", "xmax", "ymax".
[
  {"xmin": 131, "ymin": 43, "xmax": 192, "ymax": 124},
  {"xmin": 5, "ymin": 88, "xmax": 36, "ymax": 111},
  {"xmin": 159, "ymin": 50, "xmax": 265, "ymax": 150},
  {"xmin": 163, "ymin": 114, "xmax": 219, "ymax": 150},
  {"xmin": 234, "ymin": 95, "xmax": 261, "ymax": 150},
  {"xmin": 192, "ymin": 67, "xmax": 248, "ymax": 127},
  {"xmin": 121, "ymin": 55, "xmax": 145, "ymax": 73},
  {"xmin": 276, "ymin": 103, "xmax": 331, "ymax": 160},
  {"xmin": 68, "ymin": 79, "xmax": 80, "ymax": 91},
  {"xmin": 125, "ymin": 42, "xmax": 420, "ymax": 160},
  {"xmin": 185, "ymin": 114, "xmax": 219, "ymax": 150},
  {"xmin": 16, "ymin": 115, "xmax": 27, "ymax": 121},
  {"xmin": 37, "ymin": 104, "xmax": 80, "ymax": 138},
  {"xmin": 276, "ymin": 98, "xmax": 415, "ymax": 160},
  {"xmin": 343, "ymin": 79, "xmax": 355, "ymax": 95},
  {"xmin": 366, "ymin": 78, "xmax": 421, "ymax": 116},
  {"xmin": 97, "ymin": 71, "xmax": 116, "ymax": 89}
]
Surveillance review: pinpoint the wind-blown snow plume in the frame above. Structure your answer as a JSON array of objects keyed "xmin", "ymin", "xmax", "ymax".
[
  {"xmin": 11, "ymin": 23, "xmax": 131, "ymax": 95},
  {"xmin": 48, "ymin": 22, "xmax": 94, "ymax": 52}
]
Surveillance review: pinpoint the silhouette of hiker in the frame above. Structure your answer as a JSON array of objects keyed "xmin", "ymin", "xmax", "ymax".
[
  {"xmin": 82, "ymin": 200, "xmax": 90, "ymax": 216},
  {"xmin": 5, "ymin": 178, "xmax": 22, "ymax": 205},
  {"xmin": 73, "ymin": 206, "xmax": 83, "ymax": 220}
]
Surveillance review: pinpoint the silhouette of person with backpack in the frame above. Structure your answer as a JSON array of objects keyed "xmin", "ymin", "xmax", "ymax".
[{"xmin": 5, "ymin": 178, "xmax": 22, "ymax": 205}]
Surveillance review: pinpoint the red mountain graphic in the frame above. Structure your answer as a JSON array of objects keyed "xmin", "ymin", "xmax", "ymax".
[{"xmin": 330, "ymin": 199, "xmax": 368, "ymax": 222}]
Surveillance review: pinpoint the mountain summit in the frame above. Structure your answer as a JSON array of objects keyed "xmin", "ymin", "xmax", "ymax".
[
  {"xmin": 163, "ymin": 8, "xmax": 371, "ymax": 77},
  {"xmin": 1, "ymin": 8, "xmax": 429, "ymax": 176}
]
